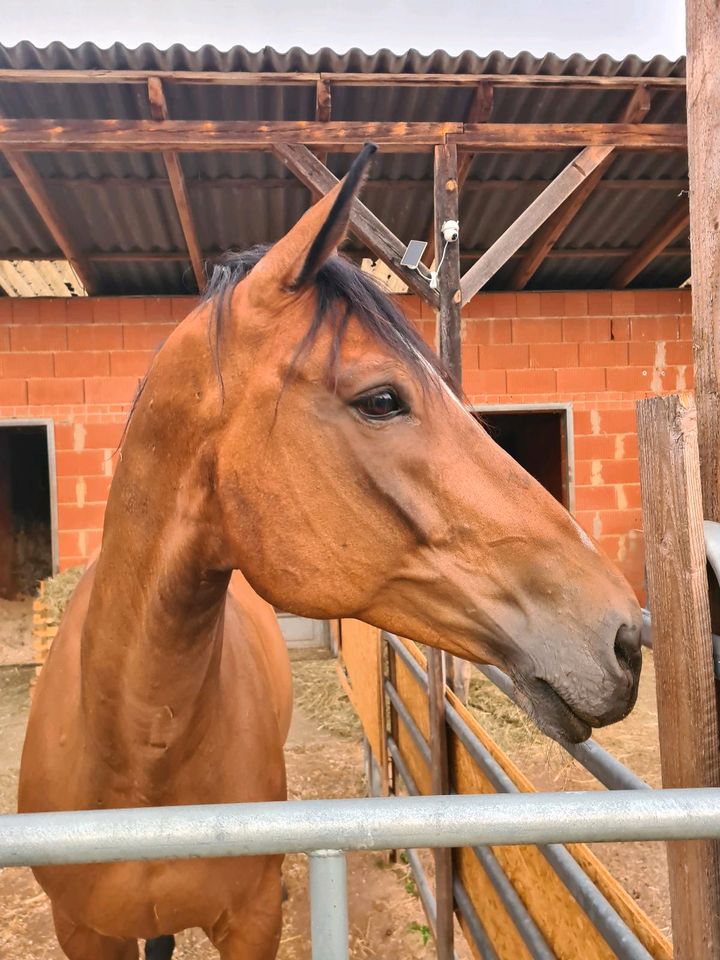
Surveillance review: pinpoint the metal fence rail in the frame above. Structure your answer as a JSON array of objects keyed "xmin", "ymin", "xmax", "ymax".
[{"xmin": 2, "ymin": 791, "xmax": 720, "ymax": 959}]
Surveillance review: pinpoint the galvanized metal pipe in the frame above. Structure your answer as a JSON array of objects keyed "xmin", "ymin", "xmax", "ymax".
[
  {"xmin": 309, "ymin": 850, "xmax": 348, "ymax": 960},
  {"xmin": 2, "ymin": 790, "xmax": 720, "ymax": 868}
]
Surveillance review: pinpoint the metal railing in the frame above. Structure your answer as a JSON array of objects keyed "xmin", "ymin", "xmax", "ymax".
[{"xmin": 2, "ymin": 790, "xmax": 720, "ymax": 960}]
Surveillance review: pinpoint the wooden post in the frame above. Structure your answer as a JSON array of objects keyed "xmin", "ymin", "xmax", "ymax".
[
  {"xmin": 637, "ymin": 393, "xmax": 720, "ymax": 958},
  {"xmin": 425, "ymin": 141, "xmax": 460, "ymax": 960}
]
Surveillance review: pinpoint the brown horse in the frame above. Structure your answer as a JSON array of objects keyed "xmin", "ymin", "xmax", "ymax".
[{"xmin": 18, "ymin": 144, "xmax": 642, "ymax": 960}]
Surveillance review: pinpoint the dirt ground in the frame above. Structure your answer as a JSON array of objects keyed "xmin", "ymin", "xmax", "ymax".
[{"xmin": 0, "ymin": 605, "xmax": 671, "ymax": 955}]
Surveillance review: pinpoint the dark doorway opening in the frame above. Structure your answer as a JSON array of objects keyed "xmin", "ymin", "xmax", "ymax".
[
  {"xmin": 0, "ymin": 424, "xmax": 54, "ymax": 598},
  {"xmin": 474, "ymin": 408, "xmax": 571, "ymax": 509}
]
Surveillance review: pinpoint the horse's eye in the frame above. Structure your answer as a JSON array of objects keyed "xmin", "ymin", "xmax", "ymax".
[{"xmin": 352, "ymin": 388, "xmax": 405, "ymax": 420}]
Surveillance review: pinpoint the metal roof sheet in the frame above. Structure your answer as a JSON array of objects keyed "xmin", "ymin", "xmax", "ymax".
[{"xmin": 0, "ymin": 42, "xmax": 689, "ymax": 295}]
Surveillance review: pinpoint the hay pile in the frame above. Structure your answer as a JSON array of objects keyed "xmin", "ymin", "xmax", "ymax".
[
  {"xmin": 41, "ymin": 566, "xmax": 84, "ymax": 627},
  {"xmin": 291, "ymin": 659, "xmax": 361, "ymax": 740}
]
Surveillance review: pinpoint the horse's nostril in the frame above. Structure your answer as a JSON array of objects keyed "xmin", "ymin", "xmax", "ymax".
[{"xmin": 614, "ymin": 623, "xmax": 641, "ymax": 674}]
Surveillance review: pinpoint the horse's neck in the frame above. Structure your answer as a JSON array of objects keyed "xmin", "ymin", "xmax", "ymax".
[{"xmin": 79, "ymin": 331, "xmax": 231, "ymax": 779}]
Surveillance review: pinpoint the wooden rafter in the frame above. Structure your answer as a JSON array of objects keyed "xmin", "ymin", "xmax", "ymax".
[
  {"xmin": 273, "ymin": 142, "xmax": 438, "ymax": 307},
  {"xmin": 147, "ymin": 77, "xmax": 204, "ymax": 290},
  {"xmin": 459, "ymin": 145, "xmax": 617, "ymax": 304},
  {"xmin": 0, "ymin": 175, "xmax": 691, "ymax": 193},
  {"xmin": 313, "ymin": 78, "xmax": 332, "ymax": 194},
  {"xmin": 423, "ymin": 82, "xmax": 493, "ymax": 266},
  {"xmin": 0, "ymin": 148, "xmax": 94, "ymax": 293},
  {"xmin": 0, "ymin": 120, "xmax": 687, "ymax": 153},
  {"xmin": 610, "ymin": 199, "xmax": 690, "ymax": 288},
  {"xmin": 510, "ymin": 86, "xmax": 653, "ymax": 290},
  {"xmin": 0, "ymin": 69, "xmax": 687, "ymax": 90}
]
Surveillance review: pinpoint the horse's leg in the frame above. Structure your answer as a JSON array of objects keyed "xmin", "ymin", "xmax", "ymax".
[
  {"xmin": 206, "ymin": 867, "xmax": 283, "ymax": 960},
  {"xmin": 51, "ymin": 904, "xmax": 139, "ymax": 960},
  {"xmin": 145, "ymin": 935, "xmax": 175, "ymax": 958}
]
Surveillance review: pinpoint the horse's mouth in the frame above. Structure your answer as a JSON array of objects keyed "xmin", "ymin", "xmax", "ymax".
[{"xmin": 514, "ymin": 676, "xmax": 592, "ymax": 745}]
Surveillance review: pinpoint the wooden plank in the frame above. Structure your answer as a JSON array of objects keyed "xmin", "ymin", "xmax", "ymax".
[
  {"xmin": 0, "ymin": 150, "xmax": 94, "ymax": 293},
  {"xmin": 313, "ymin": 78, "xmax": 332, "ymax": 189},
  {"xmin": 434, "ymin": 142, "xmax": 462, "ymax": 381},
  {"xmin": 0, "ymin": 69, "xmax": 686, "ymax": 89},
  {"xmin": 426, "ymin": 647, "xmax": 454, "ymax": 960},
  {"xmin": 0, "ymin": 174, "xmax": 690, "ymax": 193},
  {"xmin": 460, "ymin": 145, "xmax": 615, "ymax": 305},
  {"xmin": 147, "ymin": 78, "xmax": 204, "ymax": 291},
  {"xmin": 337, "ymin": 620, "xmax": 387, "ymax": 784},
  {"xmin": 610, "ymin": 200, "xmax": 689, "ymax": 287},
  {"xmin": 685, "ymin": 0, "xmax": 720, "ymax": 522},
  {"xmin": 0, "ymin": 119, "xmax": 461, "ymax": 152},
  {"xmin": 637, "ymin": 392, "xmax": 720, "ymax": 959},
  {"xmin": 0, "ymin": 120, "xmax": 685, "ymax": 153},
  {"xmin": 273, "ymin": 141, "xmax": 439, "ymax": 307},
  {"xmin": 510, "ymin": 86, "xmax": 652, "ymax": 290}
]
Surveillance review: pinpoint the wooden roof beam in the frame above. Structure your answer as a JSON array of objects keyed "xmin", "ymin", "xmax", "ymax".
[
  {"xmin": 460, "ymin": 145, "xmax": 623, "ymax": 304},
  {"xmin": 0, "ymin": 69, "xmax": 687, "ymax": 90},
  {"xmin": 273, "ymin": 142, "xmax": 438, "ymax": 307},
  {"xmin": 609, "ymin": 199, "xmax": 690, "ymax": 288},
  {"xmin": 147, "ymin": 77, "xmax": 204, "ymax": 290},
  {"xmin": 509, "ymin": 86, "xmax": 653, "ymax": 290},
  {"xmin": 0, "ymin": 120, "xmax": 686, "ymax": 152}
]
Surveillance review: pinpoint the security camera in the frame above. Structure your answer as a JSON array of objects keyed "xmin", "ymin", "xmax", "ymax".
[{"xmin": 441, "ymin": 219, "xmax": 460, "ymax": 243}]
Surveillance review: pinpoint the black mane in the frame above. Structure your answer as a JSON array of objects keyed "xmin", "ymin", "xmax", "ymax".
[{"xmin": 201, "ymin": 245, "xmax": 455, "ymax": 393}]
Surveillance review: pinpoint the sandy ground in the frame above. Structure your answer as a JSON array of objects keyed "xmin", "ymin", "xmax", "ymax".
[
  {"xmin": 0, "ymin": 599, "xmax": 34, "ymax": 667},
  {"xmin": 0, "ymin": 663, "xmax": 443, "ymax": 960}
]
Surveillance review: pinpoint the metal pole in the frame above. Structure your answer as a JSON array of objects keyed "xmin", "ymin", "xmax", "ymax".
[{"xmin": 309, "ymin": 850, "xmax": 349, "ymax": 960}]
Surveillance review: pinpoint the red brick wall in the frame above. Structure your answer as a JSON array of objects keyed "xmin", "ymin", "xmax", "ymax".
[{"xmin": 0, "ymin": 289, "xmax": 693, "ymax": 597}]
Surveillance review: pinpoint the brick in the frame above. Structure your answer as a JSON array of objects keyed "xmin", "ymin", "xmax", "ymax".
[
  {"xmin": 37, "ymin": 300, "xmax": 68, "ymax": 325},
  {"xmin": 478, "ymin": 344, "xmax": 529, "ymax": 370},
  {"xmin": 556, "ymin": 367, "xmax": 606, "ymax": 392},
  {"xmin": 68, "ymin": 324, "xmax": 123, "ymax": 350},
  {"xmin": 0, "ymin": 300, "xmax": 13, "ymax": 323},
  {"xmin": 92, "ymin": 298, "xmax": 121, "ymax": 323},
  {"xmin": 679, "ymin": 315, "xmax": 692, "ymax": 340},
  {"xmin": 84, "ymin": 529, "xmax": 104, "ymax": 555},
  {"xmin": 117, "ymin": 298, "xmax": 147, "ymax": 323},
  {"xmin": 587, "ymin": 291, "xmax": 613, "ymax": 315},
  {"xmin": 620, "ymin": 484, "xmax": 643, "ymax": 508},
  {"xmin": 529, "ymin": 342, "xmax": 578, "ymax": 368},
  {"xmin": 539, "ymin": 291, "xmax": 565, "ymax": 316},
  {"xmin": 506, "ymin": 369, "xmax": 556, "ymax": 394},
  {"xmin": 633, "ymin": 290, "xmax": 662, "ymax": 315},
  {"xmin": 572, "ymin": 410, "xmax": 595, "ymax": 435},
  {"xmin": 575, "ymin": 485, "xmax": 618, "ymax": 510},
  {"xmin": 57, "ymin": 476, "xmax": 80, "ymax": 504},
  {"xmin": 123, "ymin": 323, "xmax": 174, "ymax": 350},
  {"xmin": 579, "ymin": 341, "xmax": 628, "ymax": 366},
  {"xmin": 631, "ymin": 316, "xmax": 680, "ymax": 341},
  {"xmin": 600, "ymin": 459, "xmax": 641, "ymax": 484},
  {"xmin": 562, "ymin": 317, "xmax": 611, "ymax": 342},
  {"xmin": 488, "ymin": 293, "xmax": 517, "ymax": 317},
  {"xmin": 564, "ymin": 291, "xmax": 589, "ymax": 316},
  {"xmin": 655, "ymin": 290, "xmax": 683, "ymax": 314},
  {"xmin": 0, "ymin": 379, "xmax": 28, "ymax": 404},
  {"xmin": 610, "ymin": 317, "xmax": 630, "ymax": 340},
  {"xmin": 10, "ymin": 299, "xmax": 40, "ymax": 323},
  {"xmin": 56, "ymin": 449, "xmax": 107, "ymax": 476},
  {"xmin": 10, "ymin": 324, "xmax": 67, "ymax": 351},
  {"xmin": 0, "ymin": 352, "xmax": 54, "ymax": 377},
  {"xmin": 599, "ymin": 509, "xmax": 643, "ymax": 535},
  {"xmin": 611, "ymin": 291, "xmax": 635, "ymax": 315},
  {"xmin": 172, "ymin": 296, "xmax": 198, "ymax": 321},
  {"xmin": 515, "ymin": 292, "xmax": 541, "ymax": 317},
  {"xmin": 512, "ymin": 317, "xmax": 562, "ymax": 343},
  {"xmin": 58, "ymin": 531, "xmax": 82, "ymax": 558},
  {"xmin": 574, "ymin": 460, "xmax": 595, "ymax": 484},
  {"xmin": 464, "ymin": 369, "xmax": 507, "ymax": 395},
  {"xmin": 28, "ymin": 378, "xmax": 84, "ymax": 405},
  {"xmin": 110, "ymin": 349, "xmax": 155, "ymax": 377},
  {"xmin": 606, "ymin": 367, "xmax": 652, "ymax": 392},
  {"xmin": 574, "ymin": 434, "xmax": 618, "ymax": 459},
  {"xmin": 628, "ymin": 342, "xmax": 657, "ymax": 366},
  {"xmin": 65, "ymin": 298, "xmax": 95, "ymax": 324},
  {"xmin": 58, "ymin": 503, "xmax": 107, "ymax": 531},
  {"xmin": 464, "ymin": 318, "xmax": 512, "ymax": 345},
  {"xmin": 461, "ymin": 344, "xmax": 479, "ymax": 370},
  {"xmin": 597, "ymin": 535, "xmax": 623, "ymax": 561},
  {"xmin": 665, "ymin": 340, "xmax": 693, "ymax": 365},
  {"xmin": 593, "ymin": 409, "xmax": 638, "ymax": 435},
  {"xmin": 0, "ymin": 326, "xmax": 8, "ymax": 351},
  {"xmin": 574, "ymin": 511, "xmax": 600, "ymax": 537},
  {"xmin": 54, "ymin": 351, "xmax": 110, "ymax": 377},
  {"xmin": 84, "ymin": 475, "xmax": 114, "ymax": 501},
  {"xmin": 83, "ymin": 422, "xmax": 125, "ymax": 449},
  {"xmin": 144, "ymin": 297, "xmax": 176, "ymax": 322},
  {"xmin": 84, "ymin": 377, "xmax": 140, "ymax": 404},
  {"xmin": 52, "ymin": 424, "xmax": 75, "ymax": 451}
]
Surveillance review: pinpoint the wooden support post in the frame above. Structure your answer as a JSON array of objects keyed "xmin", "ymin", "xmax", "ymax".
[
  {"xmin": 426, "ymin": 649, "xmax": 453, "ymax": 960},
  {"xmin": 147, "ymin": 78, "xmax": 205, "ymax": 291},
  {"xmin": 637, "ymin": 394, "xmax": 720, "ymax": 958},
  {"xmin": 687, "ymin": 0, "xmax": 720, "ymax": 522}
]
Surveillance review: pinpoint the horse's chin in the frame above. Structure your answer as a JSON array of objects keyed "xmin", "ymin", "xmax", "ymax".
[{"xmin": 513, "ymin": 676, "xmax": 592, "ymax": 746}]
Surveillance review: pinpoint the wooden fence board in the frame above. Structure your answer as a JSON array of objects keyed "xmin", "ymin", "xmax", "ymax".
[{"xmin": 336, "ymin": 620, "xmax": 387, "ymax": 779}]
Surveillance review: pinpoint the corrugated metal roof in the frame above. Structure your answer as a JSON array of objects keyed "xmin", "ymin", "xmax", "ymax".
[{"xmin": 0, "ymin": 42, "xmax": 689, "ymax": 295}]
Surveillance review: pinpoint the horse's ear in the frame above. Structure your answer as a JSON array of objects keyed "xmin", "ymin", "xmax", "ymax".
[{"xmin": 247, "ymin": 143, "xmax": 377, "ymax": 299}]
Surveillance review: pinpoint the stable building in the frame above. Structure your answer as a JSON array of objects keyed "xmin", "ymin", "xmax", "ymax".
[{"xmin": 0, "ymin": 42, "xmax": 689, "ymax": 600}]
